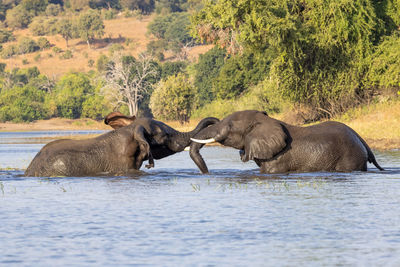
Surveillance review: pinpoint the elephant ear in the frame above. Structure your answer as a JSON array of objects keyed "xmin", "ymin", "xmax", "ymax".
[
  {"xmin": 104, "ymin": 111, "xmax": 136, "ymax": 129},
  {"xmin": 244, "ymin": 118, "xmax": 287, "ymax": 160}
]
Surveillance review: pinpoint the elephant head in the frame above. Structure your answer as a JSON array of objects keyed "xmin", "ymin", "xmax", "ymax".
[
  {"xmin": 190, "ymin": 110, "xmax": 288, "ymax": 173},
  {"xmin": 103, "ymin": 112, "xmax": 220, "ymax": 169}
]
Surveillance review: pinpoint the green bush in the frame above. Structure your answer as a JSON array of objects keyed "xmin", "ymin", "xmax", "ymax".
[
  {"xmin": 17, "ymin": 37, "xmax": 39, "ymax": 54},
  {"xmin": 96, "ymin": 54, "xmax": 109, "ymax": 73},
  {"xmin": 81, "ymin": 94, "xmax": 110, "ymax": 119},
  {"xmin": 366, "ymin": 32, "xmax": 400, "ymax": 93},
  {"xmin": 1, "ymin": 45, "xmax": 17, "ymax": 59},
  {"xmin": 150, "ymin": 73, "xmax": 197, "ymax": 123},
  {"xmin": 0, "ymin": 29, "xmax": 14, "ymax": 43},
  {"xmin": 45, "ymin": 3, "xmax": 62, "ymax": 16},
  {"xmin": 60, "ymin": 50, "xmax": 73, "ymax": 59},
  {"xmin": 213, "ymin": 51, "xmax": 271, "ymax": 100},
  {"xmin": 37, "ymin": 37, "xmax": 51, "ymax": 50},
  {"xmin": 193, "ymin": 46, "xmax": 226, "ymax": 104},
  {"xmin": 52, "ymin": 72, "xmax": 94, "ymax": 119},
  {"xmin": 5, "ymin": 5, "xmax": 33, "ymax": 29},
  {"xmin": 160, "ymin": 61, "xmax": 187, "ymax": 80},
  {"xmin": 0, "ymin": 85, "xmax": 49, "ymax": 122},
  {"xmin": 30, "ymin": 17, "xmax": 59, "ymax": 36},
  {"xmin": 102, "ymin": 8, "xmax": 116, "ymax": 20}
]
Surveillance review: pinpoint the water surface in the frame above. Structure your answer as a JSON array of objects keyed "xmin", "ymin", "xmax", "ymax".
[{"xmin": 1, "ymin": 131, "xmax": 400, "ymax": 266}]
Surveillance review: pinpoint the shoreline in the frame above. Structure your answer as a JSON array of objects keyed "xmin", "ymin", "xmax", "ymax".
[{"xmin": 0, "ymin": 117, "xmax": 398, "ymax": 151}]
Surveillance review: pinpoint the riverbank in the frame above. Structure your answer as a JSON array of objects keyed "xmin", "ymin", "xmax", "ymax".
[{"xmin": 1, "ymin": 100, "xmax": 399, "ymax": 150}]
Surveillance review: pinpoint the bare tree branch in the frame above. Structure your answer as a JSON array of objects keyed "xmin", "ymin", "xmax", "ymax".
[{"xmin": 101, "ymin": 53, "xmax": 158, "ymax": 116}]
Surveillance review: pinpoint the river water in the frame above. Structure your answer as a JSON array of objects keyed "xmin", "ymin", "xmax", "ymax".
[{"xmin": 1, "ymin": 131, "xmax": 400, "ymax": 266}]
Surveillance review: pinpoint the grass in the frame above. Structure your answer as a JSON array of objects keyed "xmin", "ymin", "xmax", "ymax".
[{"xmin": 334, "ymin": 99, "xmax": 400, "ymax": 149}]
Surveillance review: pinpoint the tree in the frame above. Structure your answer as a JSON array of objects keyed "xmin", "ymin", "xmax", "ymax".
[
  {"xmin": 21, "ymin": 0, "xmax": 48, "ymax": 15},
  {"xmin": 57, "ymin": 18, "xmax": 74, "ymax": 47},
  {"xmin": 5, "ymin": 5, "xmax": 33, "ymax": 29},
  {"xmin": 52, "ymin": 72, "xmax": 93, "ymax": 118},
  {"xmin": 0, "ymin": 85, "xmax": 49, "ymax": 122},
  {"xmin": 150, "ymin": 73, "xmax": 197, "ymax": 123},
  {"xmin": 191, "ymin": 0, "xmax": 386, "ymax": 118},
  {"xmin": 77, "ymin": 9, "xmax": 104, "ymax": 49},
  {"xmin": 147, "ymin": 12, "xmax": 193, "ymax": 58},
  {"xmin": 102, "ymin": 53, "xmax": 159, "ymax": 116},
  {"xmin": 193, "ymin": 46, "xmax": 226, "ymax": 104}
]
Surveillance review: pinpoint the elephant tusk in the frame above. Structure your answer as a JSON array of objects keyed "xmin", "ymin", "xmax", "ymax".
[
  {"xmin": 184, "ymin": 146, "xmax": 190, "ymax": 151},
  {"xmin": 190, "ymin": 138, "xmax": 216, "ymax": 144}
]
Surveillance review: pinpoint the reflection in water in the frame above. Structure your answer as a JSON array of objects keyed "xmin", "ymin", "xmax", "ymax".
[{"xmin": 0, "ymin": 131, "xmax": 400, "ymax": 266}]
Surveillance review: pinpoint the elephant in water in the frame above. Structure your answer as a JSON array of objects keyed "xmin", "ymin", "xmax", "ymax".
[
  {"xmin": 25, "ymin": 112, "xmax": 219, "ymax": 177},
  {"xmin": 190, "ymin": 110, "xmax": 383, "ymax": 174}
]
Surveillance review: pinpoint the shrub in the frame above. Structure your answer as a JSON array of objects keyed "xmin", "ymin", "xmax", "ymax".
[
  {"xmin": 108, "ymin": 43, "xmax": 124, "ymax": 55},
  {"xmin": 366, "ymin": 33, "xmax": 400, "ymax": 94},
  {"xmin": 45, "ymin": 3, "xmax": 62, "ymax": 16},
  {"xmin": 0, "ymin": 85, "xmax": 49, "ymax": 122},
  {"xmin": 193, "ymin": 46, "xmax": 226, "ymax": 104},
  {"xmin": 60, "ymin": 50, "xmax": 73, "ymax": 59},
  {"xmin": 52, "ymin": 72, "xmax": 93, "ymax": 118},
  {"xmin": 102, "ymin": 8, "xmax": 116, "ymax": 20},
  {"xmin": 88, "ymin": 59, "xmax": 94, "ymax": 67},
  {"xmin": 96, "ymin": 54, "xmax": 109, "ymax": 73},
  {"xmin": 150, "ymin": 73, "xmax": 197, "ymax": 123},
  {"xmin": 37, "ymin": 37, "xmax": 51, "ymax": 50},
  {"xmin": 0, "ymin": 29, "xmax": 14, "ymax": 43},
  {"xmin": 1, "ymin": 45, "xmax": 17, "ymax": 59},
  {"xmin": 52, "ymin": 46, "xmax": 61, "ymax": 54},
  {"xmin": 5, "ymin": 5, "xmax": 33, "ymax": 29},
  {"xmin": 17, "ymin": 37, "xmax": 39, "ymax": 54}
]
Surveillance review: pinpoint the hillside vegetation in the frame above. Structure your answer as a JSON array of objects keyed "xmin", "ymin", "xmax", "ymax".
[{"xmin": 0, "ymin": 0, "xmax": 399, "ymax": 130}]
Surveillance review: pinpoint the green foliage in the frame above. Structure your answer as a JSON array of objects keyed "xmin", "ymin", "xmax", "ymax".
[
  {"xmin": 81, "ymin": 93, "xmax": 110, "ymax": 119},
  {"xmin": 0, "ymin": 29, "xmax": 14, "ymax": 43},
  {"xmin": 0, "ymin": 44, "xmax": 17, "ymax": 59},
  {"xmin": 119, "ymin": 0, "xmax": 155, "ymax": 14},
  {"xmin": 21, "ymin": 0, "xmax": 48, "ymax": 15},
  {"xmin": 193, "ymin": 46, "xmax": 226, "ymax": 104},
  {"xmin": 77, "ymin": 9, "xmax": 105, "ymax": 48},
  {"xmin": 150, "ymin": 73, "xmax": 196, "ymax": 122},
  {"xmin": 45, "ymin": 3, "xmax": 62, "ymax": 16},
  {"xmin": 101, "ymin": 8, "xmax": 116, "ymax": 20},
  {"xmin": 366, "ymin": 32, "xmax": 400, "ymax": 92},
  {"xmin": 52, "ymin": 72, "xmax": 93, "ymax": 118},
  {"xmin": 6, "ymin": 5, "xmax": 33, "ymax": 29},
  {"xmin": 0, "ymin": 85, "xmax": 49, "ymax": 122},
  {"xmin": 29, "ymin": 17, "xmax": 59, "ymax": 36},
  {"xmin": 147, "ymin": 12, "xmax": 192, "ymax": 55},
  {"xmin": 191, "ymin": 0, "xmax": 393, "ymax": 118},
  {"xmin": 96, "ymin": 54, "xmax": 109, "ymax": 73},
  {"xmin": 56, "ymin": 18, "xmax": 74, "ymax": 47},
  {"xmin": 160, "ymin": 61, "xmax": 187, "ymax": 79},
  {"xmin": 17, "ymin": 37, "xmax": 39, "ymax": 54},
  {"xmin": 155, "ymin": 0, "xmax": 186, "ymax": 14},
  {"xmin": 213, "ymin": 51, "xmax": 271, "ymax": 100},
  {"xmin": 60, "ymin": 49, "xmax": 73, "ymax": 59},
  {"xmin": 37, "ymin": 37, "xmax": 51, "ymax": 50}
]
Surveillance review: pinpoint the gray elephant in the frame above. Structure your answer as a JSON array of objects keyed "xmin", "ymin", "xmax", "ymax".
[
  {"xmin": 25, "ymin": 112, "xmax": 219, "ymax": 177},
  {"xmin": 189, "ymin": 110, "xmax": 383, "ymax": 174}
]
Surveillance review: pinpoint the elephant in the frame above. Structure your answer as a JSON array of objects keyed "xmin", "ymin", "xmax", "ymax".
[
  {"xmin": 24, "ymin": 112, "xmax": 219, "ymax": 177},
  {"xmin": 189, "ymin": 110, "xmax": 384, "ymax": 174}
]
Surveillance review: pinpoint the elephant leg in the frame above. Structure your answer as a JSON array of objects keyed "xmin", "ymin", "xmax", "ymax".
[
  {"xmin": 134, "ymin": 125, "xmax": 155, "ymax": 169},
  {"xmin": 145, "ymin": 152, "xmax": 154, "ymax": 169}
]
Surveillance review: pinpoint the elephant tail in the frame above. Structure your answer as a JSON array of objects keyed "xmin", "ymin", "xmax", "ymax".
[{"xmin": 350, "ymin": 128, "xmax": 384, "ymax": 171}]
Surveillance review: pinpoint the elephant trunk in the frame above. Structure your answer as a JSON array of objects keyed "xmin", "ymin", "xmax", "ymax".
[{"xmin": 169, "ymin": 117, "xmax": 219, "ymax": 152}]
